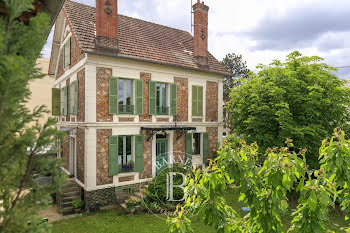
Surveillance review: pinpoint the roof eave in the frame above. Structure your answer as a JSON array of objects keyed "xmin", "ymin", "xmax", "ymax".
[{"xmin": 83, "ymin": 50, "xmax": 230, "ymax": 77}]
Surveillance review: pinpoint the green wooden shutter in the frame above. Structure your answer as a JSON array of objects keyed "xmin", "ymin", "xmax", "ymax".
[
  {"xmin": 149, "ymin": 81, "xmax": 156, "ymax": 115},
  {"xmin": 73, "ymin": 80, "xmax": 78, "ymax": 115},
  {"xmin": 192, "ymin": 86, "xmax": 198, "ymax": 116},
  {"xmin": 109, "ymin": 77, "xmax": 118, "ymax": 114},
  {"xmin": 135, "ymin": 80, "xmax": 144, "ymax": 115},
  {"xmin": 170, "ymin": 83, "xmax": 177, "ymax": 116},
  {"xmin": 185, "ymin": 133, "xmax": 193, "ymax": 166},
  {"xmin": 203, "ymin": 132, "xmax": 209, "ymax": 164},
  {"xmin": 63, "ymin": 86, "xmax": 68, "ymax": 116},
  {"xmin": 68, "ymin": 84, "xmax": 72, "ymax": 115},
  {"xmin": 109, "ymin": 136, "xmax": 119, "ymax": 176},
  {"xmin": 52, "ymin": 88, "xmax": 61, "ymax": 116},
  {"xmin": 198, "ymin": 86, "xmax": 203, "ymax": 116},
  {"xmin": 135, "ymin": 135, "xmax": 144, "ymax": 172}
]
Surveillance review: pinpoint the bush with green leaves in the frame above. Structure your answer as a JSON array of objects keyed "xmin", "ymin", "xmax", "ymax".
[
  {"xmin": 168, "ymin": 128, "xmax": 350, "ymax": 233},
  {"xmin": 227, "ymin": 51, "xmax": 350, "ymax": 168},
  {"xmin": 72, "ymin": 200, "xmax": 84, "ymax": 210},
  {"xmin": 144, "ymin": 164, "xmax": 191, "ymax": 209}
]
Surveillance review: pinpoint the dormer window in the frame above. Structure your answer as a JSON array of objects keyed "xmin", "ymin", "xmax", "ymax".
[{"xmin": 63, "ymin": 38, "xmax": 71, "ymax": 69}]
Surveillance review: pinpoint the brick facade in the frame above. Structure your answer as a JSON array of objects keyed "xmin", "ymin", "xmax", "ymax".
[
  {"xmin": 77, "ymin": 68, "xmax": 85, "ymax": 122},
  {"xmin": 96, "ymin": 129, "xmax": 113, "ymax": 186},
  {"xmin": 174, "ymin": 77, "xmax": 188, "ymax": 122},
  {"xmin": 76, "ymin": 128, "xmax": 85, "ymax": 184},
  {"xmin": 173, "ymin": 131, "xmax": 186, "ymax": 163},
  {"xmin": 96, "ymin": 0, "xmax": 118, "ymax": 40},
  {"xmin": 62, "ymin": 133, "xmax": 70, "ymax": 171},
  {"xmin": 119, "ymin": 176, "xmax": 134, "ymax": 183},
  {"xmin": 96, "ymin": 67, "xmax": 113, "ymax": 122},
  {"xmin": 156, "ymin": 118, "xmax": 170, "ymax": 122},
  {"xmin": 119, "ymin": 117, "xmax": 135, "ymax": 122},
  {"xmin": 206, "ymin": 81, "xmax": 218, "ymax": 122},
  {"xmin": 206, "ymin": 127, "xmax": 218, "ymax": 159},
  {"xmin": 139, "ymin": 130, "xmax": 152, "ymax": 179},
  {"xmin": 139, "ymin": 73, "xmax": 152, "ymax": 122},
  {"xmin": 193, "ymin": 1, "xmax": 209, "ymax": 62}
]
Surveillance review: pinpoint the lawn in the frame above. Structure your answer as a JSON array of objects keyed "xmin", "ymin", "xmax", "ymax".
[{"xmin": 52, "ymin": 188, "xmax": 349, "ymax": 233}]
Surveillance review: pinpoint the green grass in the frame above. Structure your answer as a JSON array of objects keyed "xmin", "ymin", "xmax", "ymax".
[{"xmin": 52, "ymin": 188, "xmax": 349, "ymax": 233}]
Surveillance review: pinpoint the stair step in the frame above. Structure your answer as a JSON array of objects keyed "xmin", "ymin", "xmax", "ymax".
[
  {"xmin": 61, "ymin": 207, "xmax": 74, "ymax": 216},
  {"xmin": 61, "ymin": 187, "xmax": 79, "ymax": 193},
  {"xmin": 62, "ymin": 183, "xmax": 79, "ymax": 189},
  {"xmin": 62, "ymin": 195, "xmax": 80, "ymax": 202}
]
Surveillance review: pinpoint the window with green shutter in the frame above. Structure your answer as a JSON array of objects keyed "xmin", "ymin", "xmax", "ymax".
[
  {"xmin": 149, "ymin": 81, "xmax": 156, "ymax": 115},
  {"xmin": 185, "ymin": 133, "xmax": 193, "ymax": 166},
  {"xmin": 170, "ymin": 83, "xmax": 177, "ymax": 116},
  {"xmin": 109, "ymin": 77, "xmax": 118, "ymax": 114},
  {"xmin": 109, "ymin": 136, "xmax": 119, "ymax": 176},
  {"xmin": 52, "ymin": 88, "xmax": 61, "ymax": 116},
  {"xmin": 156, "ymin": 82, "xmax": 168, "ymax": 115},
  {"xmin": 135, "ymin": 80, "xmax": 144, "ymax": 115},
  {"xmin": 118, "ymin": 136, "xmax": 134, "ymax": 173},
  {"xmin": 134, "ymin": 135, "xmax": 144, "ymax": 172},
  {"xmin": 192, "ymin": 85, "xmax": 203, "ymax": 117},
  {"xmin": 63, "ymin": 86, "xmax": 68, "ymax": 116},
  {"xmin": 73, "ymin": 80, "xmax": 78, "ymax": 115},
  {"xmin": 203, "ymin": 132, "xmax": 209, "ymax": 164}
]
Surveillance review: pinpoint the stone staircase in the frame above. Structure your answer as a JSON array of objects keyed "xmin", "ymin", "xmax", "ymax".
[{"xmin": 58, "ymin": 178, "xmax": 81, "ymax": 215}]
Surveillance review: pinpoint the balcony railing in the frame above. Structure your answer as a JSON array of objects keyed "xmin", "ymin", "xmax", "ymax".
[
  {"xmin": 119, "ymin": 105, "xmax": 134, "ymax": 114},
  {"xmin": 157, "ymin": 106, "xmax": 169, "ymax": 115}
]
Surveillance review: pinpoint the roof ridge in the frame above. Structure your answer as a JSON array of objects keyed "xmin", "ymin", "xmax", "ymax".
[{"xmin": 67, "ymin": 0, "xmax": 193, "ymax": 37}]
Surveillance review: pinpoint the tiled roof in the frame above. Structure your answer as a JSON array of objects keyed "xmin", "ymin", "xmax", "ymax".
[{"xmin": 63, "ymin": 1, "xmax": 230, "ymax": 76}]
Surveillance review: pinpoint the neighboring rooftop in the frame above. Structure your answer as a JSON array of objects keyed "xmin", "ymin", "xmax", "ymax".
[{"xmin": 62, "ymin": 0, "xmax": 230, "ymax": 76}]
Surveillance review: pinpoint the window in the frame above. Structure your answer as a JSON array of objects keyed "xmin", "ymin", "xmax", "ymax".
[
  {"xmin": 192, "ymin": 85, "xmax": 203, "ymax": 117},
  {"xmin": 118, "ymin": 136, "xmax": 133, "ymax": 173},
  {"xmin": 193, "ymin": 133, "xmax": 201, "ymax": 155},
  {"xmin": 69, "ymin": 84, "xmax": 75, "ymax": 114},
  {"xmin": 60, "ymin": 88, "xmax": 65, "ymax": 115},
  {"xmin": 118, "ymin": 79, "xmax": 134, "ymax": 114},
  {"xmin": 63, "ymin": 38, "xmax": 71, "ymax": 69},
  {"xmin": 156, "ymin": 83, "xmax": 168, "ymax": 115}
]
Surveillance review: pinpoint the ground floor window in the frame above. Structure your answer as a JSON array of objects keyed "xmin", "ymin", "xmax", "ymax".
[
  {"xmin": 193, "ymin": 133, "xmax": 201, "ymax": 155},
  {"xmin": 118, "ymin": 136, "xmax": 133, "ymax": 172}
]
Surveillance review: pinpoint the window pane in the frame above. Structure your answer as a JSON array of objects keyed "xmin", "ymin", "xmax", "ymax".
[
  {"xmin": 193, "ymin": 133, "xmax": 201, "ymax": 155},
  {"xmin": 156, "ymin": 85, "xmax": 161, "ymax": 107},
  {"xmin": 118, "ymin": 136, "xmax": 123, "ymax": 155},
  {"xmin": 126, "ymin": 136, "xmax": 132, "ymax": 157},
  {"xmin": 118, "ymin": 79, "xmax": 124, "ymax": 105},
  {"xmin": 126, "ymin": 80, "xmax": 132, "ymax": 105},
  {"xmin": 162, "ymin": 84, "xmax": 167, "ymax": 107}
]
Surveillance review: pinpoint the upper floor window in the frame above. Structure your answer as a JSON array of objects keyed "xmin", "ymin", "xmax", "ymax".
[
  {"xmin": 192, "ymin": 85, "xmax": 203, "ymax": 117},
  {"xmin": 156, "ymin": 82, "xmax": 168, "ymax": 115},
  {"xmin": 63, "ymin": 38, "xmax": 71, "ymax": 69},
  {"xmin": 118, "ymin": 79, "xmax": 133, "ymax": 114}
]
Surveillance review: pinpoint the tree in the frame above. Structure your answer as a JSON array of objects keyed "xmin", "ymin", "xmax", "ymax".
[
  {"xmin": 0, "ymin": 1, "xmax": 64, "ymax": 232},
  {"xmin": 168, "ymin": 129, "xmax": 350, "ymax": 233},
  {"xmin": 227, "ymin": 51, "xmax": 350, "ymax": 168},
  {"xmin": 221, "ymin": 53, "xmax": 250, "ymax": 101}
]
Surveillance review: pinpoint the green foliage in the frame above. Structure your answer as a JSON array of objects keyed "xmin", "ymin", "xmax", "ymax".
[
  {"xmin": 227, "ymin": 51, "xmax": 350, "ymax": 168},
  {"xmin": 145, "ymin": 164, "xmax": 189, "ymax": 208},
  {"xmin": 72, "ymin": 200, "xmax": 84, "ymax": 210},
  {"xmin": 0, "ymin": 1, "xmax": 64, "ymax": 232},
  {"xmin": 168, "ymin": 129, "xmax": 350, "ymax": 233},
  {"xmin": 221, "ymin": 53, "xmax": 250, "ymax": 101}
]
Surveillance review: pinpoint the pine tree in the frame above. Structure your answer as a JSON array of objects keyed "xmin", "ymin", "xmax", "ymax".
[{"xmin": 0, "ymin": 0, "xmax": 64, "ymax": 232}]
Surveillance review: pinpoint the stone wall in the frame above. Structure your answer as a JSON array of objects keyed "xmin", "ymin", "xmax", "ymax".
[
  {"xmin": 173, "ymin": 131, "xmax": 186, "ymax": 163},
  {"xmin": 96, "ymin": 67, "xmax": 113, "ymax": 122},
  {"xmin": 174, "ymin": 77, "xmax": 188, "ymax": 122},
  {"xmin": 84, "ymin": 187, "xmax": 116, "ymax": 208},
  {"xmin": 62, "ymin": 132, "xmax": 70, "ymax": 171},
  {"xmin": 139, "ymin": 73, "xmax": 152, "ymax": 122},
  {"xmin": 96, "ymin": 129, "xmax": 113, "ymax": 185},
  {"xmin": 76, "ymin": 128, "xmax": 85, "ymax": 184},
  {"xmin": 77, "ymin": 68, "xmax": 85, "ymax": 122},
  {"xmin": 206, "ymin": 81, "xmax": 218, "ymax": 122},
  {"xmin": 139, "ymin": 130, "xmax": 152, "ymax": 179},
  {"xmin": 206, "ymin": 127, "xmax": 218, "ymax": 159}
]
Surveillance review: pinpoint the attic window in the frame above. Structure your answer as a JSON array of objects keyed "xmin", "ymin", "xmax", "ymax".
[{"xmin": 63, "ymin": 38, "xmax": 71, "ymax": 69}]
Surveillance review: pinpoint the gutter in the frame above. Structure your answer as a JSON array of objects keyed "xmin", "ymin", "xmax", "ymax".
[{"xmin": 83, "ymin": 50, "xmax": 231, "ymax": 77}]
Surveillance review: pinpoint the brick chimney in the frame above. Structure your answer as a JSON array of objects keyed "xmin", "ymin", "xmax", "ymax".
[
  {"xmin": 95, "ymin": 0, "xmax": 118, "ymax": 50},
  {"xmin": 193, "ymin": 0, "xmax": 209, "ymax": 67}
]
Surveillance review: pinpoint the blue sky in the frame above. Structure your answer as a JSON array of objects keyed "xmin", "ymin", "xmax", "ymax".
[{"xmin": 41, "ymin": 0, "xmax": 350, "ymax": 76}]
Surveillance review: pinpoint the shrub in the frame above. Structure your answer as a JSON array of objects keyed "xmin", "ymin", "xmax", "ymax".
[{"xmin": 72, "ymin": 200, "xmax": 84, "ymax": 210}]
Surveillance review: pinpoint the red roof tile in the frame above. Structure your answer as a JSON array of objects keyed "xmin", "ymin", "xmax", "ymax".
[{"xmin": 64, "ymin": 1, "xmax": 230, "ymax": 76}]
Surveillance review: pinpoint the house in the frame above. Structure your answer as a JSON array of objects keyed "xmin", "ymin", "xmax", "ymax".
[
  {"xmin": 49, "ymin": 0, "xmax": 230, "ymax": 209},
  {"xmin": 26, "ymin": 58, "xmax": 54, "ymax": 127}
]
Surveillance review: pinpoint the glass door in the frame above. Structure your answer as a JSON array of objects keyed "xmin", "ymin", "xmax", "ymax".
[{"xmin": 156, "ymin": 135, "xmax": 168, "ymax": 174}]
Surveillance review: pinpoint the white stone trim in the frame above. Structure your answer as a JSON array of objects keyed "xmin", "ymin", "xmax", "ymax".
[
  {"xmin": 86, "ymin": 128, "xmax": 97, "ymax": 190},
  {"xmin": 54, "ymin": 57, "xmax": 87, "ymax": 86},
  {"xmin": 56, "ymin": 122, "xmax": 224, "ymax": 128},
  {"xmin": 85, "ymin": 65, "xmax": 96, "ymax": 123}
]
